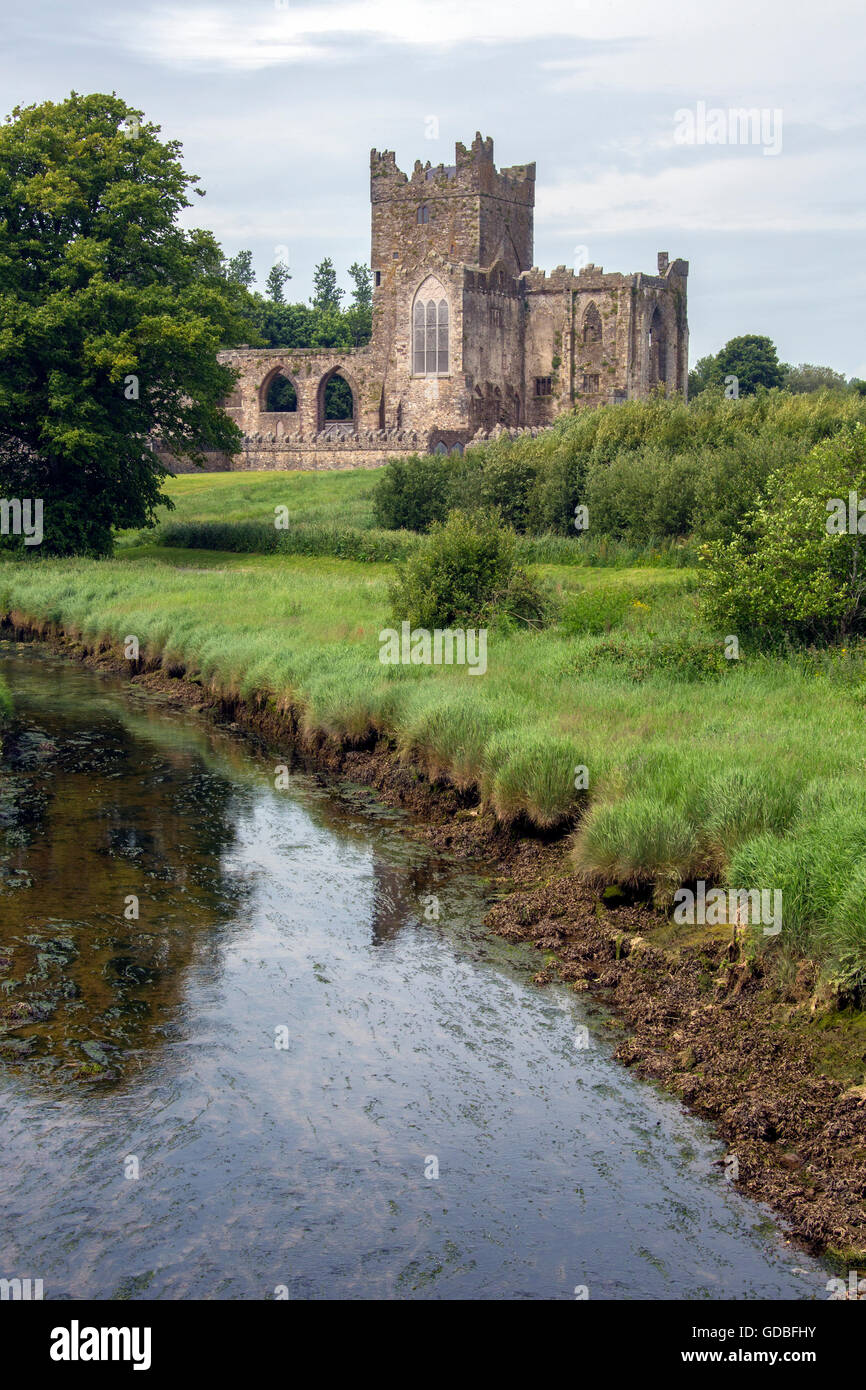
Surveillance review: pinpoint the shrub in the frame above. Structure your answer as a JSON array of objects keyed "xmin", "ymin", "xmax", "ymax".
[
  {"xmin": 388, "ymin": 508, "xmax": 554, "ymax": 630},
  {"xmin": 451, "ymin": 441, "xmax": 539, "ymax": 532},
  {"xmin": 371, "ymin": 454, "xmax": 452, "ymax": 531},
  {"xmin": 571, "ymin": 632, "xmax": 728, "ymax": 682},
  {"xmin": 700, "ymin": 423, "xmax": 866, "ymax": 644},
  {"xmin": 584, "ymin": 445, "xmax": 700, "ymax": 542}
]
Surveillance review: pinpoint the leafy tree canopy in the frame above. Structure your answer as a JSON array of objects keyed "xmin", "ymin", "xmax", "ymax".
[
  {"xmin": 348, "ymin": 261, "xmax": 372, "ymax": 311},
  {"xmin": 713, "ymin": 335, "xmax": 785, "ymax": 394},
  {"xmin": 781, "ymin": 362, "xmax": 849, "ymax": 394},
  {"xmin": 265, "ymin": 260, "xmax": 291, "ymax": 303},
  {"xmin": 225, "ymin": 249, "xmax": 255, "ymax": 289},
  {"xmin": 689, "ymin": 335, "xmax": 784, "ymax": 397},
  {"xmin": 226, "ymin": 253, "xmax": 372, "ymax": 350},
  {"xmin": 0, "ymin": 91, "xmax": 249, "ymax": 555},
  {"xmin": 311, "ymin": 256, "xmax": 343, "ymax": 313}
]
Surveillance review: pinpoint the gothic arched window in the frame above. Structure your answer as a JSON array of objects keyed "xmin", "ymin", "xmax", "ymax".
[
  {"xmin": 412, "ymin": 281, "xmax": 449, "ymax": 375},
  {"xmin": 417, "ymin": 204, "xmax": 429, "ymax": 224},
  {"xmin": 648, "ymin": 305, "xmax": 667, "ymax": 384},
  {"xmin": 583, "ymin": 302, "xmax": 602, "ymax": 345}
]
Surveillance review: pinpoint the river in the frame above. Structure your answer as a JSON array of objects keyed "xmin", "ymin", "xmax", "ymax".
[{"xmin": 0, "ymin": 643, "xmax": 828, "ymax": 1299}]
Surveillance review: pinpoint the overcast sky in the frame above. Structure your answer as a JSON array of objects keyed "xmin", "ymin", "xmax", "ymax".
[{"xmin": 3, "ymin": 0, "xmax": 864, "ymax": 373}]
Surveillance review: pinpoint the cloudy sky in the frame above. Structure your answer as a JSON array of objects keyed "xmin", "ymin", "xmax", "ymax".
[{"xmin": 3, "ymin": 0, "xmax": 864, "ymax": 373}]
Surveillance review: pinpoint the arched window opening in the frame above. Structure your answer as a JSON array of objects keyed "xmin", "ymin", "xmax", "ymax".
[
  {"xmin": 264, "ymin": 373, "xmax": 298, "ymax": 412},
  {"xmin": 582, "ymin": 302, "xmax": 602, "ymax": 345},
  {"xmin": 417, "ymin": 204, "xmax": 429, "ymax": 224},
  {"xmin": 323, "ymin": 373, "xmax": 354, "ymax": 422},
  {"xmin": 648, "ymin": 306, "xmax": 667, "ymax": 385},
  {"xmin": 412, "ymin": 290, "xmax": 449, "ymax": 376}
]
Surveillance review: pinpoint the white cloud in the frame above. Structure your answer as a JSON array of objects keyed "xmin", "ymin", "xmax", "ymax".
[
  {"xmin": 107, "ymin": 0, "xmax": 649, "ymax": 70},
  {"xmin": 104, "ymin": 0, "xmax": 866, "ymax": 100},
  {"xmin": 537, "ymin": 149, "xmax": 866, "ymax": 236}
]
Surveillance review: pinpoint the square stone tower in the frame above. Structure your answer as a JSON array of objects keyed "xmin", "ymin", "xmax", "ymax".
[{"xmin": 368, "ymin": 134, "xmax": 536, "ymax": 437}]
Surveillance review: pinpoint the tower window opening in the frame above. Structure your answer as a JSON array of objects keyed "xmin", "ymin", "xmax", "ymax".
[
  {"xmin": 413, "ymin": 294, "xmax": 449, "ymax": 375},
  {"xmin": 582, "ymin": 302, "xmax": 602, "ymax": 344}
]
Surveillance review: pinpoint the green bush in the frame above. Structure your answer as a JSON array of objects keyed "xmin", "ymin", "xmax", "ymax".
[
  {"xmin": 388, "ymin": 508, "xmax": 554, "ymax": 630},
  {"xmin": 451, "ymin": 441, "xmax": 539, "ymax": 532},
  {"xmin": 371, "ymin": 453, "xmax": 452, "ymax": 531},
  {"xmin": 700, "ymin": 424, "xmax": 866, "ymax": 644},
  {"xmin": 365, "ymin": 390, "xmax": 866, "ymax": 549}
]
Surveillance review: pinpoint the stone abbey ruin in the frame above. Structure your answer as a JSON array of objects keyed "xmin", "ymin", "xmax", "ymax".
[{"xmin": 196, "ymin": 133, "xmax": 689, "ymax": 472}]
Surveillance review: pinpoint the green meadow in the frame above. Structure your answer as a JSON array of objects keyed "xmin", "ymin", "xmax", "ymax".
[
  {"xmin": 118, "ymin": 467, "xmax": 378, "ymax": 542},
  {"xmin": 4, "ymin": 457, "xmax": 866, "ymax": 996}
]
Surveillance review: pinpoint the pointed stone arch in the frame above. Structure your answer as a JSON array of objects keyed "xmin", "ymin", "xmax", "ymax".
[
  {"xmin": 648, "ymin": 304, "xmax": 668, "ymax": 387},
  {"xmin": 317, "ymin": 365, "xmax": 358, "ymax": 433},
  {"xmin": 412, "ymin": 275, "xmax": 450, "ymax": 376},
  {"xmin": 259, "ymin": 366, "xmax": 300, "ymax": 413},
  {"xmin": 582, "ymin": 301, "xmax": 603, "ymax": 345}
]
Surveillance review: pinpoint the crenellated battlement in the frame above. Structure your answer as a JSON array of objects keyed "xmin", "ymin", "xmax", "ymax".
[{"xmin": 371, "ymin": 133, "xmax": 535, "ymax": 207}]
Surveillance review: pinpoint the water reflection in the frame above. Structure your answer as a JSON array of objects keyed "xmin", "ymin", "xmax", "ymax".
[{"xmin": 0, "ymin": 643, "xmax": 831, "ymax": 1300}]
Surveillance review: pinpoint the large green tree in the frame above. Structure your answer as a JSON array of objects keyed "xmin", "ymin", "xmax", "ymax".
[
  {"xmin": 225, "ymin": 249, "xmax": 256, "ymax": 289},
  {"xmin": 701, "ymin": 424, "xmax": 866, "ymax": 644},
  {"xmin": 0, "ymin": 92, "xmax": 248, "ymax": 555},
  {"xmin": 689, "ymin": 336, "xmax": 785, "ymax": 398},
  {"xmin": 713, "ymin": 335, "xmax": 784, "ymax": 394}
]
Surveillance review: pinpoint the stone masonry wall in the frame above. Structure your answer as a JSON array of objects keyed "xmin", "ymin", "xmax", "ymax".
[{"xmin": 162, "ymin": 135, "xmax": 689, "ymax": 474}]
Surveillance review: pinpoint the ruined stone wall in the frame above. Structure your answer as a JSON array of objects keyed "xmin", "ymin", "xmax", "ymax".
[
  {"xmin": 160, "ymin": 135, "xmax": 689, "ymax": 475},
  {"xmin": 216, "ymin": 345, "xmax": 379, "ymax": 437},
  {"xmin": 626, "ymin": 255, "xmax": 690, "ymax": 398},
  {"xmin": 461, "ymin": 265, "xmax": 526, "ymax": 429},
  {"xmin": 522, "ymin": 255, "xmax": 690, "ymax": 419},
  {"xmin": 206, "ymin": 441, "xmax": 419, "ymax": 472}
]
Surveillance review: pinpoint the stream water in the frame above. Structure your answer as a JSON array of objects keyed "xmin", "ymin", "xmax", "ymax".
[{"xmin": 0, "ymin": 643, "xmax": 828, "ymax": 1299}]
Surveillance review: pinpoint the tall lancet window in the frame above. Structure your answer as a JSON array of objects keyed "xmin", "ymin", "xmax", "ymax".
[
  {"xmin": 583, "ymin": 302, "xmax": 602, "ymax": 345},
  {"xmin": 412, "ymin": 278, "xmax": 450, "ymax": 375}
]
